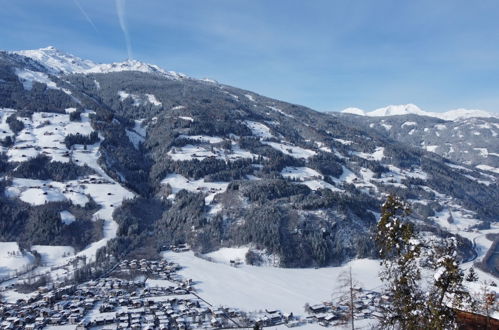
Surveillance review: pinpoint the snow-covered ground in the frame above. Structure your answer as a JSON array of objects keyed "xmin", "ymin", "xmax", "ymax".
[
  {"xmin": 263, "ymin": 141, "xmax": 316, "ymax": 159},
  {"xmin": 204, "ymin": 247, "xmax": 249, "ymax": 264},
  {"xmin": 168, "ymin": 138, "xmax": 257, "ymax": 162},
  {"xmin": 244, "ymin": 120, "xmax": 274, "ymax": 139},
  {"xmin": 353, "ymin": 146, "xmax": 385, "ymax": 161},
  {"xmin": 164, "ymin": 251, "xmax": 382, "ymax": 316},
  {"xmin": 3, "ymin": 109, "xmax": 93, "ymax": 163},
  {"xmin": 1, "ymin": 109, "xmax": 135, "ymax": 267},
  {"xmin": 162, "ymin": 173, "xmax": 228, "ymax": 204},
  {"xmin": 281, "ymin": 167, "xmax": 321, "ymax": 181},
  {"xmin": 0, "ymin": 242, "xmax": 35, "ymax": 278},
  {"xmin": 126, "ymin": 119, "xmax": 146, "ymax": 150},
  {"xmin": 31, "ymin": 245, "xmax": 75, "ymax": 267}
]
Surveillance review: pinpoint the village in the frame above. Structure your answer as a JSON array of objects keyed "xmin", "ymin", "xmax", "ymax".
[{"xmin": 0, "ymin": 247, "xmax": 381, "ymax": 329}]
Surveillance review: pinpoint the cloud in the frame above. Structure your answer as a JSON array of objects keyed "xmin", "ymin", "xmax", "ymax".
[
  {"xmin": 115, "ymin": 0, "xmax": 133, "ymax": 60},
  {"xmin": 73, "ymin": 0, "xmax": 98, "ymax": 32}
]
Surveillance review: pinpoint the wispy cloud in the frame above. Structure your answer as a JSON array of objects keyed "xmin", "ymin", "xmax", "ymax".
[
  {"xmin": 115, "ymin": 0, "xmax": 132, "ymax": 60},
  {"xmin": 73, "ymin": 0, "xmax": 98, "ymax": 32}
]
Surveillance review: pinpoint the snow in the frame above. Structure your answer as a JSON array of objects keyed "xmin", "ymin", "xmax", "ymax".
[
  {"xmin": 0, "ymin": 108, "xmax": 15, "ymax": 141},
  {"xmin": 205, "ymin": 247, "xmax": 250, "ymax": 265},
  {"xmin": 281, "ymin": 167, "xmax": 321, "ymax": 180},
  {"xmin": 425, "ymin": 145, "xmax": 439, "ymax": 152},
  {"xmin": 341, "ymin": 107, "xmax": 365, "ymax": 116},
  {"xmin": 1, "ymin": 109, "xmax": 135, "ymax": 264},
  {"xmin": 13, "ymin": 46, "xmax": 188, "ymax": 79},
  {"xmin": 178, "ymin": 135, "xmax": 224, "ymax": 144},
  {"xmin": 353, "ymin": 146, "xmax": 384, "ymax": 161},
  {"xmin": 19, "ymin": 187, "xmax": 66, "ymax": 205},
  {"xmin": 86, "ymin": 59, "xmax": 187, "ymax": 79},
  {"xmin": 334, "ymin": 138, "xmax": 353, "ymax": 145},
  {"xmin": 302, "ymin": 180, "xmax": 342, "ymax": 192},
  {"xmin": 263, "ymin": 141, "xmax": 316, "ymax": 159},
  {"xmin": 336, "ymin": 166, "xmax": 359, "ymax": 184},
  {"xmin": 14, "ymin": 68, "xmax": 58, "ymax": 90},
  {"xmin": 14, "ymin": 46, "xmax": 95, "ymax": 74},
  {"xmin": 168, "ymin": 141, "xmax": 257, "ymax": 162},
  {"xmin": 164, "ymin": 251, "xmax": 381, "ymax": 315},
  {"xmin": 401, "ymin": 121, "xmax": 417, "ymax": 128},
  {"xmin": 340, "ymin": 104, "xmax": 498, "ymax": 121},
  {"xmin": 244, "ymin": 94, "xmax": 256, "ymax": 102},
  {"xmin": 118, "ymin": 90, "xmax": 141, "ymax": 106},
  {"xmin": 31, "ymin": 245, "xmax": 75, "ymax": 267},
  {"xmin": 244, "ymin": 120, "xmax": 273, "ymax": 139},
  {"xmin": 0, "ymin": 242, "xmax": 35, "ymax": 278},
  {"xmin": 4, "ymin": 110, "xmax": 94, "ymax": 163},
  {"xmin": 161, "ymin": 173, "xmax": 228, "ymax": 204},
  {"xmin": 476, "ymin": 164, "xmax": 499, "ymax": 174},
  {"xmin": 179, "ymin": 116, "xmax": 194, "ymax": 122},
  {"xmin": 473, "ymin": 147, "xmax": 499, "ymax": 158},
  {"xmin": 126, "ymin": 120, "xmax": 146, "ymax": 150},
  {"xmin": 267, "ymin": 105, "xmax": 294, "ymax": 118},
  {"xmin": 145, "ymin": 93, "xmax": 162, "ymax": 106},
  {"xmin": 431, "ymin": 209, "xmax": 480, "ymax": 233},
  {"xmin": 60, "ymin": 210, "xmax": 76, "ymax": 225},
  {"xmin": 380, "ymin": 123, "xmax": 392, "ymax": 130},
  {"xmin": 368, "ymin": 104, "xmax": 427, "ymax": 117}
]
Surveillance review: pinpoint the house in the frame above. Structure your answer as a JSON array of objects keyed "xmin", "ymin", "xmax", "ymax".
[{"xmin": 309, "ymin": 304, "xmax": 328, "ymax": 314}]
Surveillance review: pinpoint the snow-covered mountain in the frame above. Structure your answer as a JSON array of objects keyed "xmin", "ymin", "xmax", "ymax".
[
  {"xmin": 12, "ymin": 46, "xmax": 186, "ymax": 79},
  {"xmin": 341, "ymin": 103, "xmax": 498, "ymax": 121},
  {"xmin": 0, "ymin": 47, "xmax": 498, "ymax": 276}
]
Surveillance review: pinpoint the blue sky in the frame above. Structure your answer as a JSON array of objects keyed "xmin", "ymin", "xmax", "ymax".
[{"xmin": 1, "ymin": 0, "xmax": 499, "ymax": 113}]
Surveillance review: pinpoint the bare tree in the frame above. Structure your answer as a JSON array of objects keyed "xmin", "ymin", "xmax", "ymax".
[{"xmin": 334, "ymin": 266, "xmax": 361, "ymax": 329}]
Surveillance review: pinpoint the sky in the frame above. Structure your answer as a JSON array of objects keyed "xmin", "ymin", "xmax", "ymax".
[{"xmin": 1, "ymin": 0, "xmax": 499, "ymax": 113}]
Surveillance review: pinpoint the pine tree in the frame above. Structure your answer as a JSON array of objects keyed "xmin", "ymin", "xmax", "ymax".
[
  {"xmin": 465, "ymin": 267, "xmax": 479, "ymax": 282},
  {"xmin": 424, "ymin": 237, "xmax": 468, "ymax": 329},
  {"xmin": 375, "ymin": 195, "xmax": 423, "ymax": 329}
]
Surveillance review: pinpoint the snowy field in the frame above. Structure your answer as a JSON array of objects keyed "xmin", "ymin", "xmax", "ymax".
[
  {"xmin": 3, "ymin": 110, "xmax": 94, "ymax": 163},
  {"xmin": 164, "ymin": 251, "xmax": 382, "ymax": 316},
  {"xmin": 0, "ymin": 242, "xmax": 34, "ymax": 278},
  {"xmin": 263, "ymin": 141, "xmax": 317, "ymax": 159},
  {"xmin": 162, "ymin": 173, "xmax": 228, "ymax": 204}
]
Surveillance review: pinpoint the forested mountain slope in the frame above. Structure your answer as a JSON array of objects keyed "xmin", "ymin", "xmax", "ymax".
[{"xmin": 0, "ymin": 47, "xmax": 497, "ymax": 268}]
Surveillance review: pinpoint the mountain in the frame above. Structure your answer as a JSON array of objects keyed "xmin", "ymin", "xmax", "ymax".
[
  {"xmin": 0, "ymin": 47, "xmax": 498, "ymax": 271},
  {"xmin": 341, "ymin": 103, "xmax": 498, "ymax": 121},
  {"xmin": 13, "ymin": 46, "xmax": 186, "ymax": 78}
]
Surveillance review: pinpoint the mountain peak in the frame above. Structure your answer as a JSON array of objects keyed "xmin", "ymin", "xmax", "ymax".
[
  {"xmin": 13, "ymin": 46, "xmax": 96, "ymax": 74},
  {"xmin": 11, "ymin": 46, "xmax": 188, "ymax": 79}
]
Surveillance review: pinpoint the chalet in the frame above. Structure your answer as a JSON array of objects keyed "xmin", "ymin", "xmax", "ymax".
[{"xmin": 309, "ymin": 304, "xmax": 328, "ymax": 314}]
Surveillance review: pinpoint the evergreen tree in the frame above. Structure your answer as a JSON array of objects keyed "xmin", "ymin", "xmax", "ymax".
[
  {"xmin": 376, "ymin": 195, "xmax": 471, "ymax": 330},
  {"xmin": 375, "ymin": 195, "xmax": 423, "ymax": 329},
  {"xmin": 424, "ymin": 237, "xmax": 468, "ymax": 329},
  {"xmin": 465, "ymin": 267, "xmax": 478, "ymax": 282}
]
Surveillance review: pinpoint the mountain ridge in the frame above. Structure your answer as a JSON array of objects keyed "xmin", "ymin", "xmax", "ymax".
[
  {"xmin": 340, "ymin": 103, "xmax": 498, "ymax": 121},
  {"xmin": 12, "ymin": 46, "xmax": 188, "ymax": 79}
]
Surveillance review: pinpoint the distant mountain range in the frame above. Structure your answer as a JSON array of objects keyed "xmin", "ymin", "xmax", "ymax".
[
  {"xmin": 341, "ymin": 103, "xmax": 498, "ymax": 121},
  {"xmin": 0, "ymin": 47, "xmax": 497, "ymax": 271}
]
